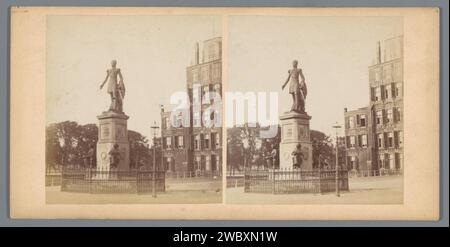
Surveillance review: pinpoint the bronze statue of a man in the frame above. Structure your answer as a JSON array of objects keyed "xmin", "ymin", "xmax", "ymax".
[
  {"xmin": 100, "ymin": 60, "xmax": 126, "ymax": 113},
  {"xmin": 282, "ymin": 60, "xmax": 307, "ymax": 113}
]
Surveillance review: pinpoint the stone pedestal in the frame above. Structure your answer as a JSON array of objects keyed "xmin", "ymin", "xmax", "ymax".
[
  {"xmin": 96, "ymin": 111, "xmax": 130, "ymax": 171},
  {"xmin": 279, "ymin": 112, "xmax": 313, "ymax": 170}
]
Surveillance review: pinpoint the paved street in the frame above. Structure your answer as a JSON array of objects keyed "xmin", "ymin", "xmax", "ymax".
[
  {"xmin": 226, "ymin": 175, "xmax": 403, "ymax": 204},
  {"xmin": 46, "ymin": 179, "xmax": 222, "ymax": 204}
]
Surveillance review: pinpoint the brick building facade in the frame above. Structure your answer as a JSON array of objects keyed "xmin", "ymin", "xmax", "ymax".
[
  {"xmin": 344, "ymin": 36, "xmax": 403, "ymax": 173},
  {"xmin": 161, "ymin": 37, "xmax": 222, "ymax": 174}
]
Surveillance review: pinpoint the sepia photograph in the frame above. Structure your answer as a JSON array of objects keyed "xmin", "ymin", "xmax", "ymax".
[
  {"xmin": 44, "ymin": 14, "xmax": 223, "ymax": 204},
  {"xmin": 225, "ymin": 16, "xmax": 404, "ymax": 204},
  {"xmin": 9, "ymin": 7, "xmax": 440, "ymax": 220}
]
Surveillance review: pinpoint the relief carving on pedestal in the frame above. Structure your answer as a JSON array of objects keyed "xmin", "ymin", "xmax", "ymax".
[{"xmin": 298, "ymin": 125, "xmax": 309, "ymax": 141}]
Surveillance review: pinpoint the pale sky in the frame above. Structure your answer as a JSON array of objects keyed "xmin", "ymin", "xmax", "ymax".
[
  {"xmin": 228, "ymin": 16, "xmax": 402, "ymax": 138},
  {"xmin": 46, "ymin": 15, "xmax": 221, "ymax": 138}
]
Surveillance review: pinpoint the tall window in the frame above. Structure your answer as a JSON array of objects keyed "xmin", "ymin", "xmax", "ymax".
[
  {"xmin": 204, "ymin": 134, "xmax": 210, "ymax": 149},
  {"xmin": 386, "ymin": 109, "xmax": 394, "ymax": 123},
  {"xmin": 166, "ymin": 137, "xmax": 172, "ymax": 149},
  {"xmin": 388, "ymin": 153, "xmax": 395, "ymax": 169},
  {"xmin": 395, "ymin": 108, "xmax": 401, "ymax": 122},
  {"xmin": 178, "ymin": 136, "xmax": 184, "ymax": 149},
  {"xmin": 349, "ymin": 116, "xmax": 355, "ymax": 128},
  {"xmin": 350, "ymin": 156, "xmax": 357, "ymax": 170},
  {"xmin": 361, "ymin": 134, "xmax": 368, "ymax": 147},
  {"xmin": 385, "ymin": 84, "xmax": 392, "ymax": 99},
  {"xmin": 194, "ymin": 135, "xmax": 200, "ymax": 150},
  {"xmin": 359, "ymin": 114, "xmax": 366, "ymax": 127},
  {"xmin": 349, "ymin": 136, "xmax": 356, "ymax": 148},
  {"xmin": 395, "ymin": 83, "xmax": 402, "ymax": 98},
  {"xmin": 376, "ymin": 110, "xmax": 383, "ymax": 125},
  {"xmin": 388, "ymin": 132, "xmax": 394, "ymax": 148},
  {"xmin": 377, "ymin": 133, "xmax": 383, "ymax": 148},
  {"xmin": 375, "ymin": 87, "xmax": 381, "ymax": 101}
]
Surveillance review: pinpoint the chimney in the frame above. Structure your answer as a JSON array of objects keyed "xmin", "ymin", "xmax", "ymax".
[
  {"xmin": 194, "ymin": 42, "xmax": 199, "ymax": 65},
  {"xmin": 376, "ymin": 41, "xmax": 381, "ymax": 64}
]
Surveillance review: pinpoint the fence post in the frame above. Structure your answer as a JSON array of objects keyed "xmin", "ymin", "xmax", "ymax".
[
  {"xmin": 88, "ymin": 167, "xmax": 92, "ymax": 194},
  {"xmin": 272, "ymin": 167, "xmax": 276, "ymax": 194},
  {"xmin": 318, "ymin": 160, "xmax": 322, "ymax": 194}
]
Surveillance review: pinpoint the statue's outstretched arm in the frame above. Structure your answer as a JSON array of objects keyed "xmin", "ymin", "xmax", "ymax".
[
  {"xmin": 282, "ymin": 70, "xmax": 291, "ymax": 89},
  {"xmin": 100, "ymin": 71, "xmax": 109, "ymax": 89}
]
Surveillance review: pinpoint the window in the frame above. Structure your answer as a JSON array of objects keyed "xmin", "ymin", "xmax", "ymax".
[
  {"xmin": 386, "ymin": 109, "xmax": 394, "ymax": 123},
  {"xmin": 361, "ymin": 135, "xmax": 368, "ymax": 147},
  {"xmin": 215, "ymin": 133, "xmax": 220, "ymax": 148},
  {"xmin": 377, "ymin": 133, "xmax": 383, "ymax": 148},
  {"xmin": 166, "ymin": 137, "xmax": 172, "ymax": 149},
  {"xmin": 375, "ymin": 87, "xmax": 381, "ymax": 101},
  {"xmin": 194, "ymin": 135, "xmax": 200, "ymax": 150},
  {"xmin": 376, "ymin": 110, "xmax": 383, "ymax": 125},
  {"xmin": 176, "ymin": 113, "xmax": 183, "ymax": 128},
  {"xmin": 395, "ymin": 108, "xmax": 401, "ymax": 122},
  {"xmin": 205, "ymin": 155, "xmax": 211, "ymax": 171},
  {"xmin": 349, "ymin": 136, "xmax": 356, "ymax": 148},
  {"xmin": 349, "ymin": 116, "xmax": 355, "ymax": 128},
  {"xmin": 395, "ymin": 152, "xmax": 403, "ymax": 169},
  {"xmin": 204, "ymin": 134, "xmax": 210, "ymax": 149},
  {"xmin": 395, "ymin": 83, "xmax": 402, "ymax": 98},
  {"xmin": 388, "ymin": 132, "xmax": 394, "ymax": 148},
  {"xmin": 195, "ymin": 156, "xmax": 201, "ymax": 170},
  {"xmin": 178, "ymin": 136, "xmax": 184, "ymax": 149},
  {"xmin": 387, "ymin": 153, "xmax": 395, "ymax": 169},
  {"xmin": 359, "ymin": 114, "xmax": 366, "ymax": 127},
  {"xmin": 350, "ymin": 156, "xmax": 357, "ymax": 170},
  {"xmin": 385, "ymin": 84, "xmax": 392, "ymax": 99}
]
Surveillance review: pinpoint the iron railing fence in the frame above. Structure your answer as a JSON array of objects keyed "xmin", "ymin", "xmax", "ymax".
[
  {"xmin": 348, "ymin": 169, "xmax": 403, "ymax": 177},
  {"xmin": 243, "ymin": 168, "xmax": 349, "ymax": 194},
  {"xmin": 61, "ymin": 168, "xmax": 165, "ymax": 194},
  {"xmin": 165, "ymin": 170, "xmax": 222, "ymax": 179}
]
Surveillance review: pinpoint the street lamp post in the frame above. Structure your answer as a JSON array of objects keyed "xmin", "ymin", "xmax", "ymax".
[
  {"xmin": 332, "ymin": 122, "xmax": 342, "ymax": 197},
  {"xmin": 151, "ymin": 121, "xmax": 160, "ymax": 198}
]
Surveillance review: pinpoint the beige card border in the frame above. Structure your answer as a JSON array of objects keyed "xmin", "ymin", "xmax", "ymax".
[{"xmin": 10, "ymin": 7, "xmax": 439, "ymax": 220}]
